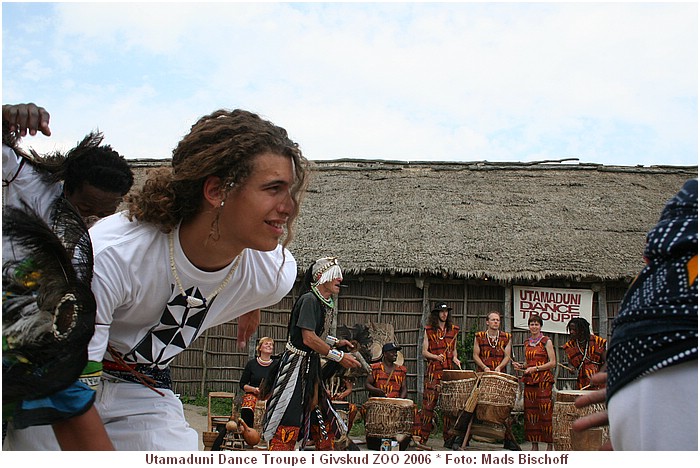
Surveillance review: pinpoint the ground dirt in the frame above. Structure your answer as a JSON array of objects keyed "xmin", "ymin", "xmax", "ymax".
[{"xmin": 183, "ymin": 404, "xmax": 535, "ymax": 452}]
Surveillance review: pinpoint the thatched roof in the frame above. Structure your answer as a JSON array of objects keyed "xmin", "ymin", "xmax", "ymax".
[
  {"xmin": 128, "ymin": 158, "xmax": 697, "ymax": 283},
  {"xmin": 294, "ymin": 159, "xmax": 696, "ymax": 282}
]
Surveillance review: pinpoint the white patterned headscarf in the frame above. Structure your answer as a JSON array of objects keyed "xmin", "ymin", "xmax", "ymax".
[{"xmin": 312, "ymin": 256, "xmax": 343, "ymax": 286}]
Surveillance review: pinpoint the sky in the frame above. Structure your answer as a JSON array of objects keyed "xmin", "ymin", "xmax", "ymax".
[{"xmin": 1, "ymin": 1, "xmax": 698, "ymax": 167}]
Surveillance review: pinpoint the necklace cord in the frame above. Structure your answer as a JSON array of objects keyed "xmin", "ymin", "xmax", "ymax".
[{"xmin": 168, "ymin": 231, "xmax": 241, "ymax": 307}]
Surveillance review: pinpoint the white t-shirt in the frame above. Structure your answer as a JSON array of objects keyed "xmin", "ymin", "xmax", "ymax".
[
  {"xmin": 88, "ymin": 212, "xmax": 297, "ymax": 367},
  {"xmin": 2, "ymin": 144, "xmax": 63, "ymax": 261}
]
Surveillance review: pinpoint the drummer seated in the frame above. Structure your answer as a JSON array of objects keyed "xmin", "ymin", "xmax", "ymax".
[
  {"xmin": 328, "ymin": 376, "xmax": 359, "ymax": 431},
  {"xmin": 365, "ymin": 343, "xmax": 408, "ymax": 399},
  {"xmin": 364, "ymin": 343, "xmax": 414, "ymax": 450}
]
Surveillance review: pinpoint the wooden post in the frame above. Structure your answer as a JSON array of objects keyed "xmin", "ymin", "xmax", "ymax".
[
  {"xmin": 504, "ymin": 285, "xmax": 513, "ymax": 333},
  {"xmin": 200, "ymin": 328, "xmax": 210, "ymax": 396},
  {"xmin": 416, "ymin": 282, "xmax": 430, "ymax": 404},
  {"xmin": 596, "ymin": 284, "xmax": 609, "ymax": 339}
]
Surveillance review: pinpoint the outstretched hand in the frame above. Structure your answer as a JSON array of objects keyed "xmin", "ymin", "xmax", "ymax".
[
  {"xmin": 3, "ymin": 103, "xmax": 51, "ymax": 137},
  {"xmin": 340, "ymin": 352, "xmax": 361, "ymax": 369},
  {"xmin": 572, "ymin": 371, "xmax": 613, "ymax": 450},
  {"xmin": 236, "ymin": 309, "xmax": 261, "ymax": 349}
]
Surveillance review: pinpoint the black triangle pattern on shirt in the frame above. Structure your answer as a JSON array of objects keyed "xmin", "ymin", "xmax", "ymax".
[{"xmin": 123, "ymin": 286, "xmax": 209, "ymax": 367}]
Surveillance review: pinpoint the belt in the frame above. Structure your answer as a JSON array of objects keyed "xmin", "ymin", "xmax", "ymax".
[
  {"xmin": 102, "ymin": 360, "xmax": 137, "ymax": 372},
  {"xmin": 285, "ymin": 341, "xmax": 308, "ymax": 356}
]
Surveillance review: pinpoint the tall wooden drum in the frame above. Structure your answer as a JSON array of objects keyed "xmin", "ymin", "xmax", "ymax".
[
  {"xmin": 253, "ymin": 399, "xmax": 266, "ymax": 436},
  {"xmin": 439, "ymin": 372, "xmax": 478, "ymax": 416},
  {"xmin": 364, "ymin": 397, "xmax": 415, "ymax": 438},
  {"xmin": 553, "ymin": 390, "xmax": 609, "ymax": 451},
  {"xmin": 475, "ymin": 371, "xmax": 518, "ymax": 425},
  {"xmin": 442, "ymin": 369, "xmax": 478, "ymax": 381}
]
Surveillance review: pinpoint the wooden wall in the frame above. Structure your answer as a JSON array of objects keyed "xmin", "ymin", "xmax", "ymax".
[{"xmin": 171, "ymin": 274, "xmax": 628, "ymax": 407}]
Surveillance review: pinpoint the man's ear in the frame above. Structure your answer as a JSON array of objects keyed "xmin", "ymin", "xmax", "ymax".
[{"xmin": 202, "ymin": 175, "xmax": 225, "ymax": 208}]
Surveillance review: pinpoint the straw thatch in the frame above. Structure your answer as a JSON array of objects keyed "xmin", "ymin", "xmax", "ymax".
[{"xmin": 291, "ymin": 158, "xmax": 695, "ymax": 282}]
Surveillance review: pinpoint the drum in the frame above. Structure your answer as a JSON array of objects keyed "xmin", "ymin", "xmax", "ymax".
[
  {"xmin": 332, "ymin": 400, "xmax": 350, "ymax": 428},
  {"xmin": 439, "ymin": 375, "xmax": 478, "ymax": 416},
  {"xmin": 553, "ymin": 390, "xmax": 609, "ymax": 451},
  {"xmin": 253, "ymin": 400, "xmax": 266, "ymax": 436},
  {"xmin": 442, "ymin": 369, "xmax": 478, "ymax": 381},
  {"xmin": 364, "ymin": 397, "xmax": 415, "ymax": 438},
  {"xmin": 475, "ymin": 371, "xmax": 518, "ymax": 424}
]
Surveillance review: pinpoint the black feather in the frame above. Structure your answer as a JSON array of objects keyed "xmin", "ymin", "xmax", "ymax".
[
  {"xmin": 322, "ymin": 324, "xmax": 373, "ymax": 382},
  {"xmin": 2, "ymin": 198, "xmax": 96, "ymax": 405}
]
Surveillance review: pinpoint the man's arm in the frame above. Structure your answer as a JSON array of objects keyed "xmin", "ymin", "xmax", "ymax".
[
  {"xmin": 365, "ymin": 370, "xmax": 386, "ymax": 397},
  {"xmin": 301, "ymin": 329, "xmax": 360, "ymax": 369},
  {"xmin": 52, "ymin": 405, "xmax": 114, "ymax": 450},
  {"xmin": 422, "ymin": 331, "xmax": 443, "ymax": 363},
  {"xmin": 473, "ymin": 337, "xmax": 488, "ymax": 371},
  {"xmin": 497, "ymin": 338, "xmax": 513, "ymax": 372},
  {"xmin": 237, "ymin": 309, "xmax": 260, "ymax": 349}
]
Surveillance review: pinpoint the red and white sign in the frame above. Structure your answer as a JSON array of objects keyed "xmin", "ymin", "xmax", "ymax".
[{"xmin": 513, "ymin": 286, "xmax": 594, "ymax": 334}]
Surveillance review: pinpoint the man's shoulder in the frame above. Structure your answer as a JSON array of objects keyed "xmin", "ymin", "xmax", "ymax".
[
  {"xmin": 370, "ymin": 362, "xmax": 382, "ymax": 370},
  {"xmin": 297, "ymin": 291, "xmax": 318, "ymax": 306},
  {"xmin": 90, "ymin": 213, "xmax": 159, "ymax": 254}
]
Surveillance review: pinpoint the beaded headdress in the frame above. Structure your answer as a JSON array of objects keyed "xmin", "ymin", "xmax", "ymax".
[{"xmin": 312, "ymin": 256, "xmax": 343, "ymax": 285}]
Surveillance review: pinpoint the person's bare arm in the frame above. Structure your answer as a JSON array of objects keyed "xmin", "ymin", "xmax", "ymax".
[
  {"xmin": 301, "ymin": 329, "xmax": 360, "ymax": 369},
  {"xmin": 52, "ymin": 405, "xmax": 114, "ymax": 450},
  {"xmin": 365, "ymin": 370, "xmax": 385, "ymax": 397},
  {"xmin": 496, "ymin": 339, "xmax": 513, "ymax": 372},
  {"xmin": 422, "ymin": 331, "xmax": 443, "ymax": 363},
  {"xmin": 572, "ymin": 372, "xmax": 613, "ymax": 450},
  {"xmin": 236, "ymin": 309, "xmax": 260, "ymax": 349},
  {"xmin": 473, "ymin": 338, "xmax": 488, "ymax": 371},
  {"xmin": 399, "ymin": 376, "xmax": 408, "ymax": 399}
]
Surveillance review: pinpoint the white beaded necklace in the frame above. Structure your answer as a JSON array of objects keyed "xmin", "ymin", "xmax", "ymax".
[
  {"xmin": 168, "ymin": 231, "xmax": 241, "ymax": 308},
  {"xmin": 486, "ymin": 330, "xmax": 500, "ymax": 348},
  {"xmin": 576, "ymin": 339, "xmax": 589, "ymax": 361},
  {"xmin": 311, "ymin": 284, "xmax": 335, "ymax": 309}
]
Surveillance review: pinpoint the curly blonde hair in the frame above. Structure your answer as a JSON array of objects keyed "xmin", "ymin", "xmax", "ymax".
[{"xmin": 126, "ymin": 109, "xmax": 309, "ymax": 249}]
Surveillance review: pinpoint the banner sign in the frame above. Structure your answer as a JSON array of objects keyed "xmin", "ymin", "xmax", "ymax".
[{"xmin": 513, "ymin": 286, "xmax": 594, "ymax": 335}]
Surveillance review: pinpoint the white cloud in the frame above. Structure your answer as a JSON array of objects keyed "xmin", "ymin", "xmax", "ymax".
[{"xmin": 2, "ymin": 2, "xmax": 696, "ymax": 165}]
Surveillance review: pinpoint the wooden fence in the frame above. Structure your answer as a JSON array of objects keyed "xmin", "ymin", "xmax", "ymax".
[{"xmin": 171, "ymin": 274, "xmax": 628, "ymax": 408}]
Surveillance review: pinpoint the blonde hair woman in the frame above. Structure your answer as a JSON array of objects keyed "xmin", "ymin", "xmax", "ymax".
[{"xmin": 239, "ymin": 337, "xmax": 276, "ymax": 429}]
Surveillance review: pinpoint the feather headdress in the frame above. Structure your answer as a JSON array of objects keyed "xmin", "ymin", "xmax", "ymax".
[{"xmin": 2, "ymin": 198, "xmax": 96, "ymax": 405}]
